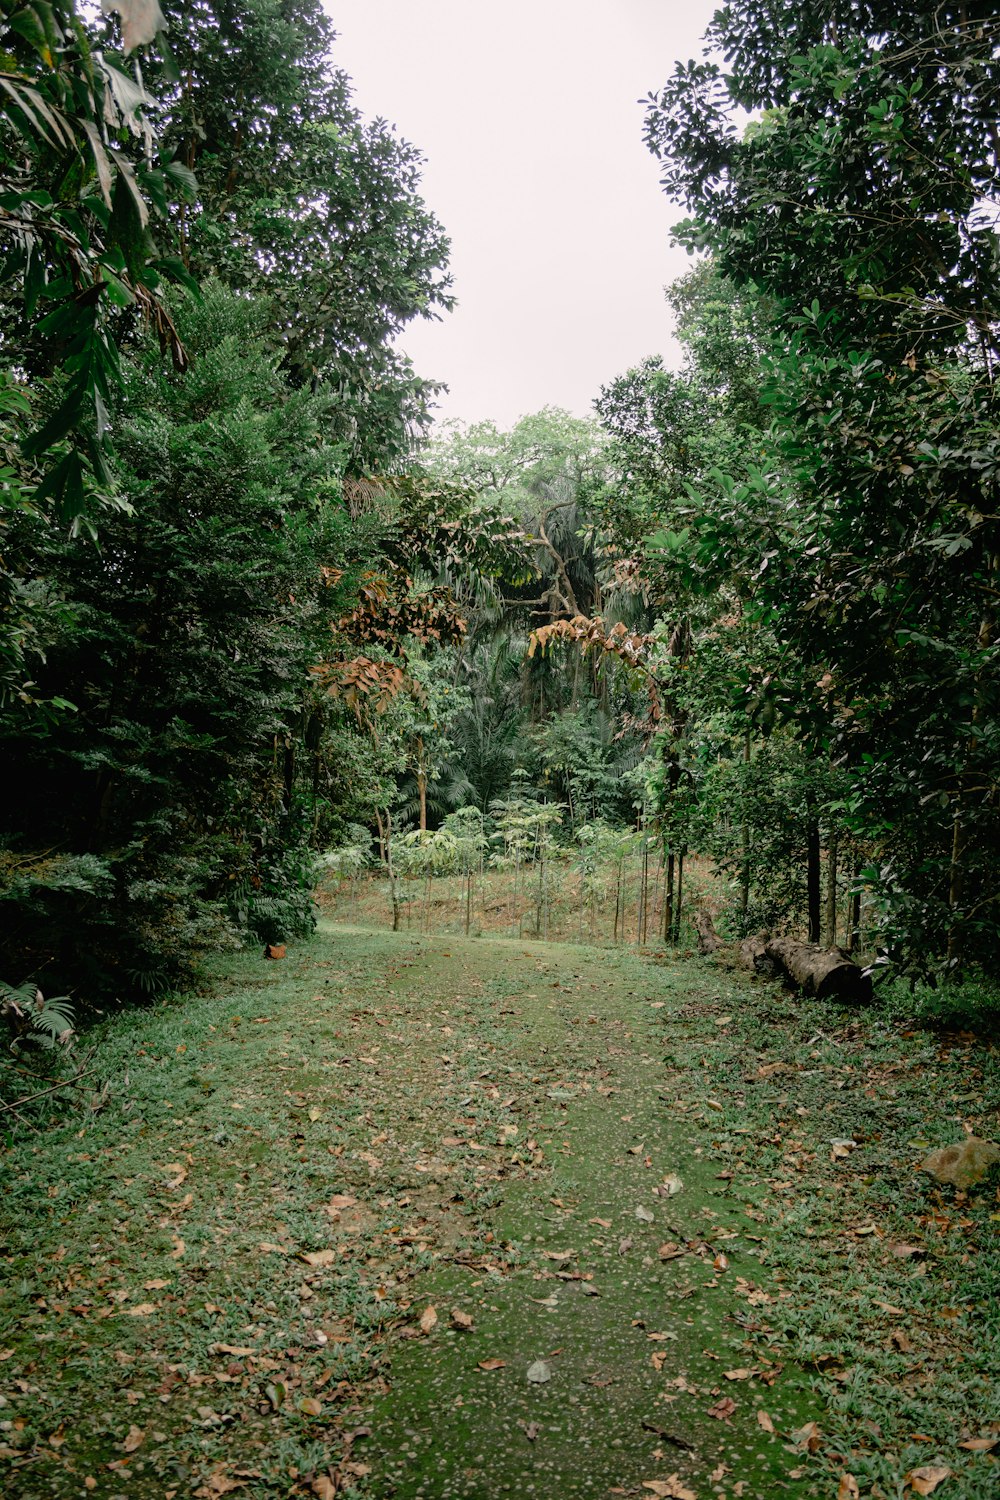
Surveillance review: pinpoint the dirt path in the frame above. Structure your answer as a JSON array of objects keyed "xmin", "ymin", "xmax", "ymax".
[{"xmin": 1, "ymin": 926, "xmax": 997, "ymax": 1500}]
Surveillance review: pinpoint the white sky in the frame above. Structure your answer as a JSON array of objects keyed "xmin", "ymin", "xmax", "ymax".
[{"xmin": 322, "ymin": 1, "xmax": 719, "ymax": 428}]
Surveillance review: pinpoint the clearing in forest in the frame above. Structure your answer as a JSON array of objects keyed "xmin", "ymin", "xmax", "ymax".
[{"xmin": 1, "ymin": 926, "xmax": 997, "ymax": 1500}]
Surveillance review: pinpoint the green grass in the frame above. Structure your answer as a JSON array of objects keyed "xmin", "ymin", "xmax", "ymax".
[{"xmin": 1, "ymin": 925, "xmax": 998, "ymax": 1499}]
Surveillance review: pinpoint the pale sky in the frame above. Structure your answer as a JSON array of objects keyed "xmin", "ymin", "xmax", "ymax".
[{"xmin": 323, "ymin": 1, "xmax": 720, "ymax": 428}]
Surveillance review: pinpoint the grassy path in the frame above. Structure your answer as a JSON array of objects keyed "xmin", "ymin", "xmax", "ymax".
[{"xmin": 1, "ymin": 926, "xmax": 997, "ymax": 1500}]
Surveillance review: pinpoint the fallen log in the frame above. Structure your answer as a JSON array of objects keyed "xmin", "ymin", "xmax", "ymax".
[
  {"xmin": 693, "ymin": 909, "xmax": 723, "ymax": 955},
  {"xmin": 765, "ymin": 936, "xmax": 872, "ymax": 1004},
  {"xmin": 738, "ymin": 932, "xmax": 775, "ymax": 976}
]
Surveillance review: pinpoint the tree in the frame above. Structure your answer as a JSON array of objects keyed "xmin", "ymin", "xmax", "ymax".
[
  {"xmin": 139, "ymin": 0, "xmax": 455, "ymax": 470},
  {"xmin": 0, "ymin": 286, "xmax": 351, "ymax": 994},
  {"xmin": 641, "ymin": 3, "xmax": 1000, "ymax": 975}
]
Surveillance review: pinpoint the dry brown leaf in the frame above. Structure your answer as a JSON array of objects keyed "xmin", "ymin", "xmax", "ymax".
[
  {"xmin": 757, "ymin": 1410, "xmax": 775, "ymax": 1433},
  {"xmin": 958, "ymin": 1438, "xmax": 998, "ymax": 1452},
  {"xmin": 258, "ymin": 1242, "xmax": 286, "ymax": 1255},
  {"xmin": 907, "ymin": 1467, "xmax": 951, "ymax": 1496},
  {"xmin": 450, "ymin": 1308, "xmax": 474, "ymax": 1331},
  {"xmin": 300, "ymin": 1249, "xmax": 336, "ymax": 1267},
  {"xmin": 419, "ymin": 1305, "xmax": 438, "ymax": 1335},
  {"xmin": 642, "ymin": 1476, "xmax": 697, "ymax": 1500},
  {"xmin": 707, "ymin": 1396, "xmax": 737, "ymax": 1421},
  {"xmin": 327, "ymin": 1193, "xmax": 357, "ymax": 1210},
  {"xmin": 724, "ymin": 1368, "xmax": 753, "ymax": 1381},
  {"xmin": 123, "ymin": 1425, "xmax": 144, "ymax": 1453},
  {"xmin": 837, "ymin": 1475, "xmax": 860, "ymax": 1500},
  {"xmin": 125, "ymin": 1302, "xmax": 157, "ymax": 1317},
  {"xmin": 788, "ymin": 1421, "xmax": 822, "ymax": 1453},
  {"xmin": 477, "ymin": 1357, "xmax": 505, "ymax": 1371},
  {"xmin": 193, "ymin": 1469, "xmax": 244, "ymax": 1499},
  {"xmin": 311, "ymin": 1478, "xmax": 337, "ymax": 1500},
  {"xmin": 169, "ymin": 1235, "xmax": 185, "ymax": 1259},
  {"xmin": 144, "ymin": 1278, "xmax": 170, "ymax": 1290},
  {"xmin": 299, "ymin": 1397, "xmax": 323, "ymax": 1417}
]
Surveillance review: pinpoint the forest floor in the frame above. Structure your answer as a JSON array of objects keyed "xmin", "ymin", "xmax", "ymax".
[{"xmin": 1, "ymin": 926, "xmax": 998, "ymax": 1500}]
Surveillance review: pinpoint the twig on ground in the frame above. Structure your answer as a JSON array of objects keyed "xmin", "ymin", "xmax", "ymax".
[{"xmin": 0, "ymin": 1048, "xmax": 97, "ymax": 1117}]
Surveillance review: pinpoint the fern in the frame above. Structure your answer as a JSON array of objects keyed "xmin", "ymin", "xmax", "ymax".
[{"xmin": 1, "ymin": 982, "xmax": 76, "ymax": 1052}]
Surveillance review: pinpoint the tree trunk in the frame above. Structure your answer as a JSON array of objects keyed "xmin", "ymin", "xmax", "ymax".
[
  {"xmin": 806, "ymin": 809, "xmax": 821, "ymax": 943},
  {"xmin": 825, "ymin": 829, "xmax": 838, "ymax": 948},
  {"xmin": 694, "ymin": 909, "xmax": 723, "ymax": 955},
  {"xmin": 766, "ymin": 936, "xmax": 872, "ymax": 1004},
  {"xmin": 740, "ymin": 728, "xmax": 751, "ymax": 924},
  {"xmin": 674, "ymin": 848, "xmax": 685, "ymax": 943},
  {"xmin": 416, "ymin": 736, "xmax": 428, "ymax": 833},
  {"xmin": 384, "ymin": 812, "xmax": 401, "ymax": 932}
]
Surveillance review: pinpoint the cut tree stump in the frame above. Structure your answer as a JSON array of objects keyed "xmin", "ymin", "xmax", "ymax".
[
  {"xmin": 765, "ymin": 936, "xmax": 872, "ymax": 1004},
  {"xmin": 693, "ymin": 910, "xmax": 723, "ymax": 955}
]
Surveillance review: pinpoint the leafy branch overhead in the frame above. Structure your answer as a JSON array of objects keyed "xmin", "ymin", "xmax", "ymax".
[{"xmin": 0, "ymin": 1, "xmax": 197, "ymax": 519}]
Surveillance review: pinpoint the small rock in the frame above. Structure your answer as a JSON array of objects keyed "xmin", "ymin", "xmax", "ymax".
[{"xmin": 920, "ymin": 1137, "xmax": 1000, "ymax": 1189}]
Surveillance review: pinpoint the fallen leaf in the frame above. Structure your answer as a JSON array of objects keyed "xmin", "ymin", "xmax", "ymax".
[
  {"xmin": 659, "ymin": 1174, "xmax": 684, "ymax": 1196},
  {"xmin": 169, "ymin": 1236, "xmax": 185, "ymax": 1259},
  {"xmin": 477, "ymin": 1358, "xmax": 505, "ymax": 1371},
  {"xmin": 635, "ymin": 1206, "xmax": 655, "ymax": 1223},
  {"xmin": 724, "ymin": 1368, "xmax": 753, "ymax": 1381},
  {"xmin": 125, "ymin": 1302, "xmax": 157, "ymax": 1317},
  {"xmin": 907, "ymin": 1467, "xmax": 951, "ymax": 1496},
  {"xmin": 708, "ymin": 1396, "xmax": 737, "ymax": 1421},
  {"xmin": 194, "ymin": 1469, "xmax": 245, "ymax": 1498},
  {"xmin": 642, "ymin": 1476, "xmax": 697, "ymax": 1499},
  {"xmin": 788, "ymin": 1421, "xmax": 822, "ymax": 1453},
  {"xmin": 123, "ymin": 1425, "xmax": 144, "ymax": 1453},
  {"xmin": 300, "ymin": 1249, "xmax": 336, "ymax": 1267},
  {"xmin": 419, "ymin": 1305, "xmax": 438, "ymax": 1335},
  {"xmin": 327, "ymin": 1193, "xmax": 357, "ymax": 1210},
  {"xmin": 312, "ymin": 1478, "xmax": 337, "ymax": 1500},
  {"xmin": 450, "ymin": 1308, "xmax": 474, "ymax": 1331},
  {"xmin": 958, "ymin": 1438, "xmax": 998, "ymax": 1452},
  {"xmin": 837, "ymin": 1475, "xmax": 860, "ymax": 1500},
  {"xmin": 757, "ymin": 1410, "xmax": 775, "ymax": 1433},
  {"xmin": 144, "ymin": 1278, "xmax": 170, "ymax": 1290},
  {"xmin": 526, "ymin": 1359, "xmax": 552, "ymax": 1383},
  {"xmin": 257, "ymin": 1242, "xmax": 286, "ymax": 1255},
  {"xmin": 299, "ymin": 1397, "xmax": 323, "ymax": 1417}
]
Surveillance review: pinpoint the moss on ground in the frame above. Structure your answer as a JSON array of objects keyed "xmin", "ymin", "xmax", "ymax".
[{"xmin": 1, "ymin": 926, "xmax": 997, "ymax": 1499}]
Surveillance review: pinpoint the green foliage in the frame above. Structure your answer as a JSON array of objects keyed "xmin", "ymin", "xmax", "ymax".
[
  {"xmin": 0, "ymin": 286, "xmax": 346, "ymax": 994},
  {"xmin": 623, "ymin": 5, "xmax": 1000, "ymax": 979},
  {"xmin": 1, "ymin": 979, "xmax": 75, "ymax": 1053},
  {"xmin": 0, "ymin": 1, "xmax": 193, "ymax": 519}
]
